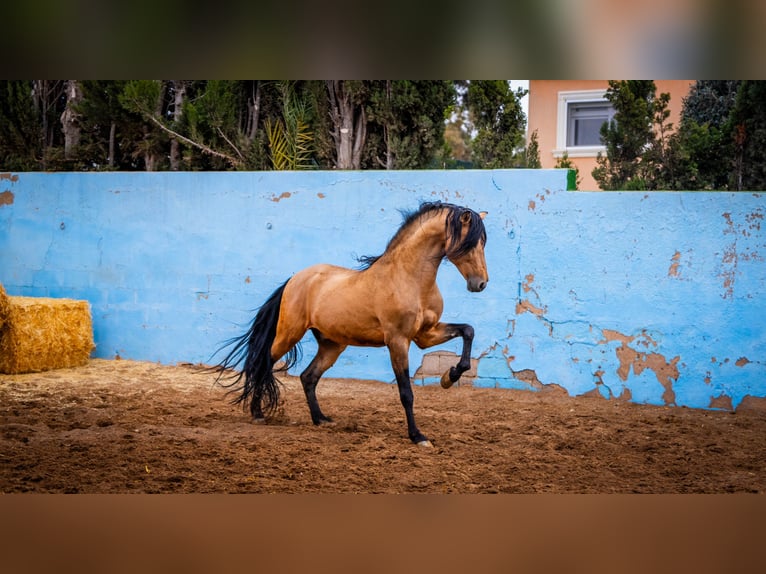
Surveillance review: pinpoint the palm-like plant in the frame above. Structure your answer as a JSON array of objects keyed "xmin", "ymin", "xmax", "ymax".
[{"xmin": 265, "ymin": 83, "xmax": 315, "ymax": 170}]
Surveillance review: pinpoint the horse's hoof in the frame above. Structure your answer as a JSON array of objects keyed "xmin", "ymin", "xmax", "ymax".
[
  {"xmin": 416, "ymin": 440, "xmax": 433, "ymax": 448},
  {"xmin": 252, "ymin": 417, "xmax": 266, "ymax": 425},
  {"xmin": 440, "ymin": 370, "xmax": 455, "ymax": 389}
]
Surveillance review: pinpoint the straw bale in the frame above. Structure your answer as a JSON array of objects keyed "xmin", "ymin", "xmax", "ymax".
[
  {"xmin": 0, "ymin": 283, "xmax": 10, "ymax": 332},
  {"xmin": 0, "ymin": 290, "xmax": 95, "ymax": 374}
]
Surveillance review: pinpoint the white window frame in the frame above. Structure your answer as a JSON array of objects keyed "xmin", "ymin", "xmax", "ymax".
[{"xmin": 554, "ymin": 89, "xmax": 613, "ymax": 158}]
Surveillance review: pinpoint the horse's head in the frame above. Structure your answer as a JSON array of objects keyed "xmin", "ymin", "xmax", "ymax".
[{"xmin": 445, "ymin": 208, "xmax": 488, "ymax": 293}]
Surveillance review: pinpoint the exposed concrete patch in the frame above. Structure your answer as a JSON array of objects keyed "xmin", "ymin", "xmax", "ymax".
[
  {"xmin": 735, "ymin": 357, "xmax": 751, "ymax": 367},
  {"xmin": 736, "ymin": 395, "xmax": 766, "ymax": 413},
  {"xmin": 515, "ymin": 299, "xmax": 547, "ymax": 317},
  {"xmin": 601, "ymin": 329, "xmax": 680, "ymax": 406},
  {"xmin": 709, "ymin": 394, "xmax": 734, "ymax": 411},
  {"xmin": 0, "ymin": 173, "xmax": 19, "ymax": 182},
  {"xmin": 516, "ymin": 273, "xmax": 548, "ymax": 318},
  {"xmin": 413, "ymin": 350, "xmax": 477, "ymax": 385},
  {"xmin": 511, "ymin": 368, "xmax": 568, "ymax": 395}
]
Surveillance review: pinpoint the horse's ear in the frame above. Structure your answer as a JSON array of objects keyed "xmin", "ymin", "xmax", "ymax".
[
  {"xmin": 460, "ymin": 210, "xmax": 472, "ymax": 224},
  {"xmin": 479, "ymin": 211, "xmax": 488, "ymax": 220}
]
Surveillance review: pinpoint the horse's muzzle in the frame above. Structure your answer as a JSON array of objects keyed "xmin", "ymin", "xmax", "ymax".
[{"xmin": 467, "ymin": 278, "xmax": 487, "ymax": 292}]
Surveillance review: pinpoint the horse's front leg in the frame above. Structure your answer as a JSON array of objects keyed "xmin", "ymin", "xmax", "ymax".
[
  {"xmin": 414, "ymin": 323, "xmax": 475, "ymax": 389},
  {"xmin": 387, "ymin": 338, "xmax": 432, "ymax": 447}
]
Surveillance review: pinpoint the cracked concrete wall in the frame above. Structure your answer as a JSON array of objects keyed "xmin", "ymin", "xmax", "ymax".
[{"xmin": 1, "ymin": 171, "xmax": 764, "ymax": 411}]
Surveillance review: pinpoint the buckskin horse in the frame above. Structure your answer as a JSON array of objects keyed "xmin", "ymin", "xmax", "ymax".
[{"xmin": 213, "ymin": 201, "xmax": 488, "ymax": 447}]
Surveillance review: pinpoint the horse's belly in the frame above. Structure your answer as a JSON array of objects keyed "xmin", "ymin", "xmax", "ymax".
[
  {"xmin": 311, "ymin": 310, "xmax": 386, "ymax": 347},
  {"xmin": 300, "ymin": 269, "xmax": 386, "ymax": 346}
]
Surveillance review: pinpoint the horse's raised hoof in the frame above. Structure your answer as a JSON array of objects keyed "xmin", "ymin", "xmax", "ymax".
[
  {"xmin": 416, "ymin": 440, "xmax": 434, "ymax": 448},
  {"xmin": 440, "ymin": 370, "xmax": 456, "ymax": 389}
]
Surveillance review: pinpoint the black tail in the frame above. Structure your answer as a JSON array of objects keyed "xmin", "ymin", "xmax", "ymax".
[{"xmin": 212, "ymin": 280, "xmax": 299, "ymax": 418}]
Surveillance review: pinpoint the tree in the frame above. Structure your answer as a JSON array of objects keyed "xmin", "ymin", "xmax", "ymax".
[
  {"xmin": 592, "ymin": 80, "xmax": 655, "ymax": 190},
  {"xmin": 75, "ymin": 81, "xmax": 139, "ymax": 170},
  {"xmin": 463, "ymin": 80, "xmax": 527, "ymax": 168},
  {"xmin": 727, "ymin": 80, "xmax": 766, "ymax": 190},
  {"xmin": 519, "ymin": 129, "xmax": 542, "ymax": 168},
  {"xmin": 365, "ymin": 81, "xmax": 456, "ymax": 169},
  {"xmin": 325, "ymin": 81, "xmax": 368, "ymax": 170},
  {"xmin": 60, "ymin": 80, "xmax": 83, "ymax": 161},
  {"xmin": 0, "ymin": 80, "xmax": 463, "ymax": 173},
  {"xmin": 592, "ymin": 80, "xmax": 679, "ymax": 190},
  {"xmin": 0, "ymin": 81, "xmax": 43, "ymax": 170},
  {"xmin": 0, "ymin": 81, "xmax": 72, "ymax": 171},
  {"xmin": 673, "ymin": 80, "xmax": 740, "ymax": 190}
]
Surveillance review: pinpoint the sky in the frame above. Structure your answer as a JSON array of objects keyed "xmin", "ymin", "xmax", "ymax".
[{"xmin": 510, "ymin": 80, "xmax": 530, "ymax": 118}]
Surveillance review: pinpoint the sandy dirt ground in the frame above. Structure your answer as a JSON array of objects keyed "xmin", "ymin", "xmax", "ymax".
[{"xmin": 1, "ymin": 359, "xmax": 764, "ymax": 493}]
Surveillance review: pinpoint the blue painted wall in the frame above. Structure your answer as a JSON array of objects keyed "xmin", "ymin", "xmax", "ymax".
[{"xmin": 1, "ymin": 171, "xmax": 764, "ymax": 410}]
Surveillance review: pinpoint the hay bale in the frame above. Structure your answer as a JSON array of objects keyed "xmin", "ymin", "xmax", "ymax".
[
  {"xmin": 0, "ymin": 283, "xmax": 10, "ymax": 332},
  {"xmin": 0, "ymin": 287, "xmax": 95, "ymax": 374}
]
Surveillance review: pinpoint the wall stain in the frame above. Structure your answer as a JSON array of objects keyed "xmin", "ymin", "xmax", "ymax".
[
  {"xmin": 0, "ymin": 173, "xmax": 19, "ymax": 182},
  {"xmin": 668, "ymin": 251, "xmax": 681, "ymax": 277},
  {"xmin": 0, "ymin": 190, "xmax": 13, "ymax": 206},
  {"xmin": 720, "ymin": 210, "xmax": 764, "ymax": 298},
  {"xmin": 270, "ymin": 191, "xmax": 292, "ymax": 202}
]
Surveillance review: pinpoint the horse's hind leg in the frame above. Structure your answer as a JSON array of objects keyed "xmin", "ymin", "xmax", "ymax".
[{"xmin": 300, "ymin": 330, "xmax": 346, "ymax": 425}]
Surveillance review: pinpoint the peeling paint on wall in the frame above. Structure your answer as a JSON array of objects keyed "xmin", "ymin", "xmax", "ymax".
[
  {"xmin": 600, "ymin": 329, "xmax": 680, "ymax": 406},
  {"xmin": 719, "ymin": 209, "xmax": 765, "ymax": 299},
  {"xmin": 270, "ymin": 191, "xmax": 292, "ymax": 202},
  {"xmin": 668, "ymin": 251, "xmax": 681, "ymax": 277}
]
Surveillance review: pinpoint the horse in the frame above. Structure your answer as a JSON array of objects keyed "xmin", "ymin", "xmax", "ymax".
[{"xmin": 212, "ymin": 201, "xmax": 488, "ymax": 447}]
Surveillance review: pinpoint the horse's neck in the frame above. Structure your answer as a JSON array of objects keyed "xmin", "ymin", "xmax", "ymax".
[{"xmin": 374, "ymin": 216, "xmax": 446, "ymax": 287}]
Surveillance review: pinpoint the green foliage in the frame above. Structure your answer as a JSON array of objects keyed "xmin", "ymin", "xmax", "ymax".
[
  {"xmin": 671, "ymin": 81, "xmax": 740, "ymax": 190},
  {"xmin": 363, "ymin": 81, "xmax": 456, "ymax": 169},
  {"xmin": 727, "ymin": 80, "xmax": 766, "ymax": 190},
  {"xmin": 464, "ymin": 80, "xmax": 527, "ymax": 168},
  {"xmin": 520, "ymin": 129, "xmax": 542, "ymax": 168},
  {"xmin": 0, "ymin": 81, "xmax": 42, "ymax": 170},
  {"xmin": 75, "ymin": 80, "xmax": 143, "ymax": 170},
  {"xmin": 265, "ymin": 82, "xmax": 315, "ymax": 170},
  {"xmin": 593, "ymin": 80, "xmax": 766, "ymax": 191},
  {"xmin": 592, "ymin": 81, "xmax": 658, "ymax": 190}
]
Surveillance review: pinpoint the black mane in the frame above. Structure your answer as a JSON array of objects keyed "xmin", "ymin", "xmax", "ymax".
[{"xmin": 357, "ymin": 201, "xmax": 486, "ymax": 269}]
